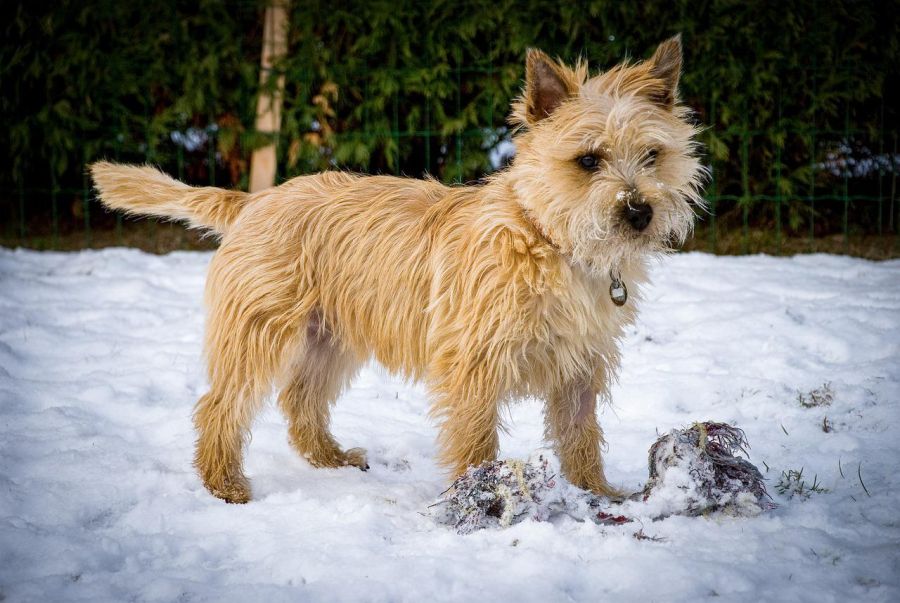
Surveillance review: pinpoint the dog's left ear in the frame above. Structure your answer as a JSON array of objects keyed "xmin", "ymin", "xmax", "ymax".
[
  {"xmin": 511, "ymin": 49, "xmax": 579, "ymax": 127},
  {"xmin": 645, "ymin": 34, "xmax": 682, "ymax": 108}
]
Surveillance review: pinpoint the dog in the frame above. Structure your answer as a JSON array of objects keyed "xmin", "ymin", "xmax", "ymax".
[{"xmin": 91, "ymin": 35, "xmax": 704, "ymax": 504}]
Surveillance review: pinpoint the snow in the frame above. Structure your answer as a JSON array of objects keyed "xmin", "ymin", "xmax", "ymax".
[{"xmin": 1, "ymin": 247, "xmax": 898, "ymax": 602}]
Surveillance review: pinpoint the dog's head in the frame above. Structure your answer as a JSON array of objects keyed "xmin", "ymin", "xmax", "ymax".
[{"xmin": 508, "ymin": 35, "xmax": 706, "ymax": 274}]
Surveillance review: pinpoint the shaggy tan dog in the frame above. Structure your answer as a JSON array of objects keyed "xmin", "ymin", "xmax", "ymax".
[{"xmin": 91, "ymin": 36, "xmax": 704, "ymax": 504}]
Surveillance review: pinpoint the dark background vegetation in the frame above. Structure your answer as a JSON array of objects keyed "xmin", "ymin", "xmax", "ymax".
[{"xmin": 1, "ymin": 0, "xmax": 898, "ymax": 255}]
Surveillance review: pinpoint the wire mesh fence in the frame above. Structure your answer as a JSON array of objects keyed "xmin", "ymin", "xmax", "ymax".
[
  {"xmin": 698, "ymin": 89, "xmax": 898, "ymax": 256},
  {"xmin": 3, "ymin": 89, "xmax": 896, "ymax": 257}
]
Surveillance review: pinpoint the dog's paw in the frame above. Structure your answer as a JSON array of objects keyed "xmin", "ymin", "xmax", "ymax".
[
  {"xmin": 344, "ymin": 447, "xmax": 369, "ymax": 471},
  {"xmin": 204, "ymin": 474, "xmax": 252, "ymax": 504},
  {"xmin": 569, "ymin": 473, "xmax": 626, "ymax": 501},
  {"xmin": 305, "ymin": 447, "xmax": 369, "ymax": 471},
  {"xmin": 587, "ymin": 482, "xmax": 627, "ymax": 502}
]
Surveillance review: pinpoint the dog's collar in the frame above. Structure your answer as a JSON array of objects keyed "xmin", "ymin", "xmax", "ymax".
[
  {"xmin": 521, "ymin": 207, "xmax": 563, "ymax": 255},
  {"xmin": 520, "ymin": 207, "xmax": 628, "ymax": 307}
]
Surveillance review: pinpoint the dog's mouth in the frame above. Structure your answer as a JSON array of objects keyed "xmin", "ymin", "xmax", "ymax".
[
  {"xmin": 661, "ymin": 230, "xmax": 684, "ymax": 249},
  {"xmin": 614, "ymin": 218, "xmax": 658, "ymax": 242},
  {"xmin": 615, "ymin": 194, "xmax": 695, "ymax": 251},
  {"xmin": 607, "ymin": 220, "xmax": 686, "ymax": 259}
]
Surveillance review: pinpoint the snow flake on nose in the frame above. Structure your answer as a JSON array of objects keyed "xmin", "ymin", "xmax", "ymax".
[{"xmin": 616, "ymin": 188, "xmax": 640, "ymax": 203}]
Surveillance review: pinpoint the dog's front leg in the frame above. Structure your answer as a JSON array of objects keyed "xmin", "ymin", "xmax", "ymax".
[
  {"xmin": 544, "ymin": 378, "xmax": 620, "ymax": 498},
  {"xmin": 431, "ymin": 367, "xmax": 502, "ymax": 478}
]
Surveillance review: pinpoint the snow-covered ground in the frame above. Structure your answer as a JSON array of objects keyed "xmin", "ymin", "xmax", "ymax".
[{"xmin": 0, "ymin": 247, "xmax": 898, "ymax": 602}]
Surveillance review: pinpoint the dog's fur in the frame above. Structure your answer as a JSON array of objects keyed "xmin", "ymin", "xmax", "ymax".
[{"xmin": 91, "ymin": 36, "xmax": 704, "ymax": 504}]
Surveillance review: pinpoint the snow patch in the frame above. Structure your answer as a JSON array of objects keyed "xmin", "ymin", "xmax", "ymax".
[{"xmin": 1, "ymin": 248, "xmax": 898, "ymax": 601}]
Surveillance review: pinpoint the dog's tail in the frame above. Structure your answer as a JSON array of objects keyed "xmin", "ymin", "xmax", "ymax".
[{"xmin": 90, "ymin": 161, "xmax": 250, "ymax": 235}]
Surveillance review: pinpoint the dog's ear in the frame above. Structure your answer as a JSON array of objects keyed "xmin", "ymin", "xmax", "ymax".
[
  {"xmin": 511, "ymin": 49, "xmax": 579, "ymax": 127},
  {"xmin": 611, "ymin": 35, "xmax": 683, "ymax": 109},
  {"xmin": 645, "ymin": 34, "xmax": 682, "ymax": 108},
  {"xmin": 616, "ymin": 34, "xmax": 681, "ymax": 109}
]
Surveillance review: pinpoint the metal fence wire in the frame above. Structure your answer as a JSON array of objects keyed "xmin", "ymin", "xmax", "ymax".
[{"xmin": 1, "ymin": 14, "xmax": 897, "ymax": 257}]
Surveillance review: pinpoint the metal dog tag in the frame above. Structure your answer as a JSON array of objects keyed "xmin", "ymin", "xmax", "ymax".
[{"xmin": 609, "ymin": 273, "xmax": 628, "ymax": 306}]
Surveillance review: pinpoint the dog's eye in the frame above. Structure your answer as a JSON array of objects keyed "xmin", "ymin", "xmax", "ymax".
[
  {"xmin": 646, "ymin": 148, "xmax": 659, "ymax": 166},
  {"xmin": 577, "ymin": 154, "xmax": 601, "ymax": 170}
]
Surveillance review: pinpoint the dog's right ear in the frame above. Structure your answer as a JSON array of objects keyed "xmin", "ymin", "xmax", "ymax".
[{"xmin": 511, "ymin": 49, "xmax": 579, "ymax": 127}]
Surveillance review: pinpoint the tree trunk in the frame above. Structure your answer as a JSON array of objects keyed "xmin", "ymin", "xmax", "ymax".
[{"xmin": 249, "ymin": 1, "xmax": 290, "ymax": 193}]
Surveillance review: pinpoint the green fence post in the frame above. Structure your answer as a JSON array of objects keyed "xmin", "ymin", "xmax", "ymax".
[
  {"xmin": 455, "ymin": 48, "xmax": 462, "ymax": 183},
  {"xmin": 50, "ymin": 162, "xmax": 59, "ymax": 250},
  {"xmin": 422, "ymin": 46, "xmax": 431, "ymax": 175},
  {"xmin": 425, "ymin": 87, "xmax": 431, "ymax": 174},
  {"xmin": 83, "ymin": 147, "xmax": 92, "ymax": 248},
  {"xmin": 393, "ymin": 85, "xmax": 400, "ymax": 175},
  {"xmin": 808, "ymin": 66, "xmax": 816, "ymax": 252},
  {"xmin": 708, "ymin": 95, "xmax": 717, "ymax": 253},
  {"xmin": 775, "ymin": 90, "xmax": 782, "ymax": 255},
  {"xmin": 177, "ymin": 143, "xmax": 185, "ymax": 182},
  {"xmin": 488, "ymin": 41, "xmax": 494, "ymax": 131},
  {"xmin": 17, "ymin": 174, "xmax": 26, "ymax": 242},
  {"xmin": 842, "ymin": 99, "xmax": 850, "ymax": 252},
  {"xmin": 741, "ymin": 125, "xmax": 750, "ymax": 255},
  {"xmin": 878, "ymin": 93, "xmax": 884, "ymax": 236},
  {"xmin": 364, "ymin": 68, "xmax": 370, "ymax": 173},
  {"xmin": 487, "ymin": 40, "xmax": 494, "ymax": 174},
  {"xmin": 114, "ymin": 132, "xmax": 123, "ymax": 245},
  {"xmin": 146, "ymin": 104, "xmax": 158, "ymax": 251},
  {"xmin": 208, "ymin": 116, "xmax": 216, "ymax": 186},
  {"xmin": 892, "ymin": 133, "xmax": 897, "ymax": 236}
]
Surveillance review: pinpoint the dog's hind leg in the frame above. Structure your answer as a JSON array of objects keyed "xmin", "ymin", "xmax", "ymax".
[
  {"xmin": 544, "ymin": 378, "xmax": 620, "ymax": 498},
  {"xmin": 193, "ymin": 386, "xmax": 257, "ymax": 504},
  {"xmin": 193, "ymin": 267, "xmax": 306, "ymax": 503},
  {"xmin": 193, "ymin": 314, "xmax": 301, "ymax": 503},
  {"xmin": 277, "ymin": 310, "xmax": 367, "ymax": 471}
]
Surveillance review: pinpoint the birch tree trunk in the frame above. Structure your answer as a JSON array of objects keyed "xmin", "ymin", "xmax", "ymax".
[{"xmin": 249, "ymin": 1, "xmax": 290, "ymax": 193}]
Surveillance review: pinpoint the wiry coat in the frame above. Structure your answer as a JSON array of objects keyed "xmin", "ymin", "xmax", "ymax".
[{"xmin": 91, "ymin": 36, "xmax": 704, "ymax": 503}]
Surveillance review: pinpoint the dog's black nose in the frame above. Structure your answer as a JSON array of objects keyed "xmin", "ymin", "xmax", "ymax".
[{"xmin": 624, "ymin": 202, "xmax": 653, "ymax": 231}]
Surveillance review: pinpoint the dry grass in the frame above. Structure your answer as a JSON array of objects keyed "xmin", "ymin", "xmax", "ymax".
[
  {"xmin": 797, "ymin": 382, "xmax": 835, "ymax": 409},
  {"xmin": 1, "ymin": 219, "xmax": 217, "ymax": 254},
  {"xmin": 683, "ymin": 225, "xmax": 899, "ymax": 260}
]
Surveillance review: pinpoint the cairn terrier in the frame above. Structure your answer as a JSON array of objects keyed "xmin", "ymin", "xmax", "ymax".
[{"xmin": 92, "ymin": 35, "xmax": 704, "ymax": 503}]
